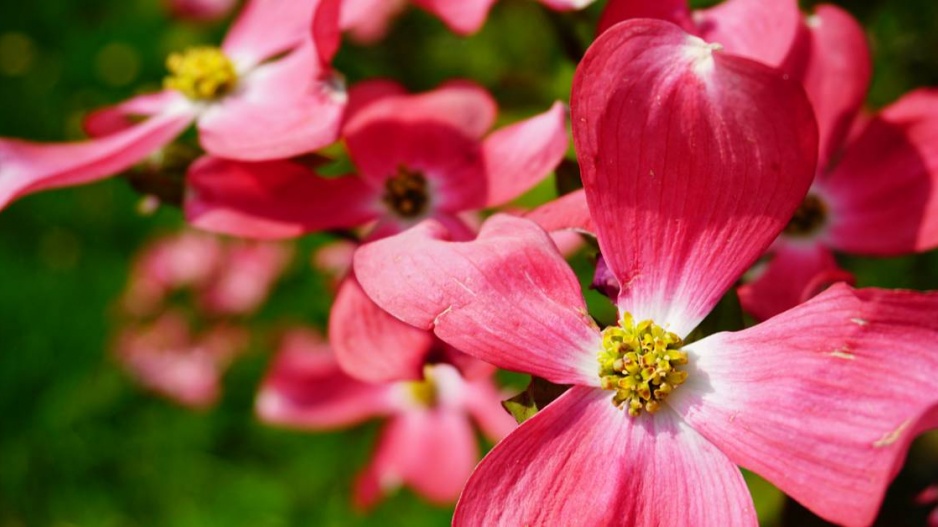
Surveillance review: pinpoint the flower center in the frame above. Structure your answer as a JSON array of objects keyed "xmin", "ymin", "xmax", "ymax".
[
  {"xmin": 405, "ymin": 368, "xmax": 437, "ymax": 408},
  {"xmin": 163, "ymin": 46, "xmax": 238, "ymax": 101},
  {"xmin": 383, "ymin": 167, "xmax": 429, "ymax": 218},
  {"xmin": 598, "ymin": 313, "xmax": 688, "ymax": 417},
  {"xmin": 784, "ymin": 194, "xmax": 828, "ymax": 237}
]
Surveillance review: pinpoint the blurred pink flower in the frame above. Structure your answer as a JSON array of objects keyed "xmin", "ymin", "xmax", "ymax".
[
  {"xmin": 0, "ymin": 0, "xmax": 345, "ymax": 211},
  {"xmin": 116, "ymin": 311, "xmax": 247, "ymax": 408},
  {"xmin": 164, "ymin": 0, "xmax": 237, "ymax": 21},
  {"xmin": 355, "ymin": 20, "xmax": 938, "ymax": 526},
  {"xmin": 255, "ymin": 328, "xmax": 515, "ymax": 508}
]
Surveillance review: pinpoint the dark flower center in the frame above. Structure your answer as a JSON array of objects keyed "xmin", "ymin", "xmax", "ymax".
[
  {"xmin": 383, "ymin": 167, "xmax": 429, "ymax": 218},
  {"xmin": 784, "ymin": 194, "xmax": 828, "ymax": 237}
]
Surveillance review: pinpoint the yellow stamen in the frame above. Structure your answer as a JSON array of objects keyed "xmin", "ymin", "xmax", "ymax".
[
  {"xmin": 163, "ymin": 46, "xmax": 237, "ymax": 101},
  {"xmin": 598, "ymin": 313, "xmax": 688, "ymax": 416},
  {"xmin": 405, "ymin": 366, "xmax": 437, "ymax": 408}
]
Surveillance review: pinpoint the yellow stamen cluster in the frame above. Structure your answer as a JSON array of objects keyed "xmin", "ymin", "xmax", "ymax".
[
  {"xmin": 784, "ymin": 194, "xmax": 828, "ymax": 237},
  {"xmin": 598, "ymin": 313, "xmax": 688, "ymax": 417},
  {"xmin": 405, "ymin": 366, "xmax": 438, "ymax": 408},
  {"xmin": 383, "ymin": 167, "xmax": 429, "ymax": 218},
  {"xmin": 163, "ymin": 46, "xmax": 238, "ymax": 101}
]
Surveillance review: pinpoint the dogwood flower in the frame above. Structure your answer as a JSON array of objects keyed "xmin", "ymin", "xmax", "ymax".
[
  {"xmin": 255, "ymin": 328, "xmax": 515, "ymax": 508},
  {"xmin": 0, "ymin": 0, "xmax": 345, "ymax": 211},
  {"xmin": 354, "ymin": 20, "xmax": 938, "ymax": 526}
]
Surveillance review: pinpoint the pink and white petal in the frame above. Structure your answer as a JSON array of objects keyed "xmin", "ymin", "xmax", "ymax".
[
  {"xmin": 693, "ymin": 0, "xmax": 804, "ymax": 68},
  {"xmin": 221, "ymin": 0, "xmax": 318, "ymax": 68},
  {"xmin": 802, "ymin": 5, "xmax": 871, "ymax": 170},
  {"xmin": 0, "ymin": 110, "xmax": 193, "ymax": 210},
  {"xmin": 822, "ymin": 89, "xmax": 938, "ymax": 254},
  {"xmin": 83, "ymin": 91, "xmax": 189, "ymax": 137},
  {"xmin": 354, "ymin": 214, "xmax": 601, "ymax": 386},
  {"xmin": 737, "ymin": 241, "xmax": 851, "ymax": 322},
  {"xmin": 571, "ymin": 20, "xmax": 817, "ymax": 337},
  {"xmin": 411, "ymin": 0, "xmax": 498, "ymax": 36},
  {"xmin": 354, "ymin": 409, "xmax": 479, "ymax": 509},
  {"xmin": 185, "ymin": 156, "xmax": 381, "ymax": 239},
  {"xmin": 482, "ymin": 101, "xmax": 568, "ymax": 207},
  {"xmin": 460, "ymin": 376, "xmax": 517, "ymax": 441},
  {"xmin": 539, "ymin": 0, "xmax": 595, "ymax": 11},
  {"xmin": 197, "ymin": 44, "xmax": 345, "ymax": 160},
  {"xmin": 438, "ymin": 343, "xmax": 496, "ymax": 381},
  {"xmin": 256, "ymin": 328, "xmax": 394, "ymax": 430},
  {"xmin": 673, "ymin": 284, "xmax": 938, "ymax": 527},
  {"xmin": 454, "ymin": 386, "xmax": 757, "ymax": 526},
  {"xmin": 598, "ymin": 0, "xmax": 696, "ymax": 37},
  {"xmin": 523, "ymin": 188, "xmax": 595, "ymax": 236},
  {"xmin": 330, "ymin": 274, "xmax": 436, "ymax": 383}
]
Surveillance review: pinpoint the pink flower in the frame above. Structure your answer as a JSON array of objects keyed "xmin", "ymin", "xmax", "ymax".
[
  {"xmin": 0, "ymin": 0, "xmax": 345, "ymax": 211},
  {"xmin": 600, "ymin": 1, "xmax": 938, "ymax": 320},
  {"xmin": 185, "ymin": 79, "xmax": 568, "ymax": 240},
  {"xmin": 115, "ymin": 311, "xmax": 247, "ymax": 408},
  {"xmin": 340, "ymin": 0, "xmax": 595, "ymax": 41},
  {"xmin": 164, "ymin": 0, "xmax": 236, "ymax": 21},
  {"xmin": 255, "ymin": 328, "xmax": 516, "ymax": 508},
  {"xmin": 354, "ymin": 20, "xmax": 938, "ymax": 526}
]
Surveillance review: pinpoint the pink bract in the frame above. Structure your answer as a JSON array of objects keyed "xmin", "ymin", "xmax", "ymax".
[
  {"xmin": 0, "ymin": 0, "xmax": 345, "ymax": 211},
  {"xmin": 354, "ymin": 20, "xmax": 938, "ymax": 526},
  {"xmin": 255, "ymin": 328, "xmax": 516, "ymax": 508}
]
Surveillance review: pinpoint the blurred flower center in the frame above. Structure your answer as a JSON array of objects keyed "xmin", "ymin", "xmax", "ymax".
[
  {"xmin": 784, "ymin": 194, "xmax": 828, "ymax": 237},
  {"xmin": 164, "ymin": 46, "xmax": 238, "ymax": 101},
  {"xmin": 598, "ymin": 313, "xmax": 688, "ymax": 417},
  {"xmin": 383, "ymin": 167, "xmax": 428, "ymax": 218},
  {"xmin": 405, "ymin": 368, "xmax": 438, "ymax": 408}
]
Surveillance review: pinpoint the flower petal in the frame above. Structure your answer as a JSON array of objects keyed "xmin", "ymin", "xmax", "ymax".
[
  {"xmin": 83, "ymin": 91, "xmax": 189, "ymax": 137},
  {"xmin": 801, "ymin": 5, "xmax": 871, "ymax": 170},
  {"xmin": 354, "ymin": 214, "xmax": 600, "ymax": 386},
  {"xmin": 482, "ymin": 101, "xmax": 568, "ymax": 207},
  {"xmin": 411, "ymin": 0, "xmax": 498, "ymax": 36},
  {"xmin": 329, "ymin": 274, "xmax": 435, "ymax": 383},
  {"xmin": 737, "ymin": 241, "xmax": 851, "ymax": 321},
  {"xmin": 255, "ymin": 328, "xmax": 393, "ymax": 430},
  {"xmin": 221, "ymin": 0, "xmax": 320, "ymax": 67},
  {"xmin": 524, "ymin": 188, "xmax": 595, "ymax": 235},
  {"xmin": 571, "ymin": 19, "xmax": 817, "ymax": 336},
  {"xmin": 673, "ymin": 284, "xmax": 938, "ymax": 526},
  {"xmin": 340, "ymin": 0, "xmax": 407, "ymax": 43},
  {"xmin": 197, "ymin": 43, "xmax": 345, "ymax": 161},
  {"xmin": 599, "ymin": 0, "xmax": 803, "ymax": 68},
  {"xmin": 0, "ymin": 110, "xmax": 193, "ymax": 211},
  {"xmin": 185, "ymin": 156, "xmax": 381, "ymax": 239},
  {"xmin": 354, "ymin": 409, "xmax": 479, "ymax": 509},
  {"xmin": 821, "ymin": 89, "xmax": 938, "ymax": 254},
  {"xmin": 454, "ymin": 386, "xmax": 757, "ymax": 526}
]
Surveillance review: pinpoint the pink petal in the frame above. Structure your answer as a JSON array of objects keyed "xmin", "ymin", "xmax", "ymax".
[
  {"xmin": 83, "ymin": 91, "xmax": 188, "ymax": 137},
  {"xmin": 345, "ymin": 79, "xmax": 409, "ymax": 120},
  {"xmin": 411, "ymin": 0, "xmax": 498, "ymax": 36},
  {"xmin": 599, "ymin": 0, "xmax": 803, "ymax": 68},
  {"xmin": 460, "ymin": 375, "xmax": 517, "ymax": 441},
  {"xmin": 539, "ymin": 0, "xmax": 594, "ymax": 11},
  {"xmin": 185, "ymin": 156, "xmax": 381, "ymax": 239},
  {"xmin": 344, "ymin": 81, "xmax": 497, "ymax": 190},
  {"xmin": 454, "ymin": 386, "xmax": 757, "ymax": 525},
  {"xmin": 737, "ymin": 241, "xmax": 852, "ymax": 322},
  {"xmin": 199, "ymin": 241, "xmax": 292, "ymax": 315},
  {"xmin": 482, "ymin": 101, "xmax": 568, "ymax": 207},
  {"xmin": 197, "ymin": 43, "xmax": 345, "ymax": 161},
  {"xmin": 571, "ymin": 19, "xmax": 817, "ymax": 336},
  {"xmin": 329, "ymin": 274, "xmax": 435, "ymax": 383},
  {"xmin": 523, "ymin": 188, "xmax": 595, "ymax": 235},
  {"xmin": 354, "ymin": 409, "xmax": 479, "ymax": 508},
  {"xmin": 256, "ymin": 328, "xmax": 393, "ymax": 429},
  {"xmin": 340, "ymin": 0, "xmax": 407, "ymax": 43},
  {"xmin": 821, "ymin": 89, "xmax": 938, "ymax": 254},
  {"xmin": 801, "ymin": 5, "xmax": 871, "ymax": 170},
  {"xmin": 598, "ymin": 0, "xmax": 696, "ymax": 36},
  {"xmin": 0, "ymin": 110, "xmax": 193, "ymax": 210},
  {"xmin": 221, "ymin": 0, "xmax": 319, "ymax": 67},
  {"xmin": 673, "ymin": 284, "xmax": 938, "ymax": 526},
  {"xmin": 165, "ymin": 0, "xmax": 236, "ymax": 22},
  {"xmin": 354, "ymin": 214, "xmax": 600, "ymax": 385}
]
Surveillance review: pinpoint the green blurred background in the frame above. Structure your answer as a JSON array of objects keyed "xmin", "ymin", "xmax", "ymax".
[{"xmin": 1, "ymin": 0, "xmax": 937, "ymax": 525}]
